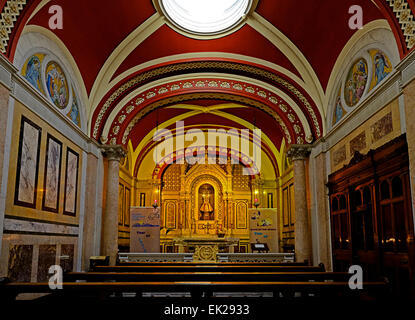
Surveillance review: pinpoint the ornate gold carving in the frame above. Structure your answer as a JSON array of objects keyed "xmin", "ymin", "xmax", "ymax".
[
  {"xmin": 163, "ymin": 164, "xmax": 181, "ymax": 191},
  {"xmin": 194, "ymin": 245, "xmax": 218, "ymax": 261}
]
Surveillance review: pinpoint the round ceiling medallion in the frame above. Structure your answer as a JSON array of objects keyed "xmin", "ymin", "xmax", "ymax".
[{"xmin": 159, "ymin": 0, "xmax": 252, "ymax": 37}]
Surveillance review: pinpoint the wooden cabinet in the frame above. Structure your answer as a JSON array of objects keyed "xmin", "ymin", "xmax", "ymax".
[{"xmin": 328, "ymin": 135, "xmax": 415, "ymax": 297}]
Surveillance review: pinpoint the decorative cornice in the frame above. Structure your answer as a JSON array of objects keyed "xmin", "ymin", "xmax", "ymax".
[
  {"xmin": 101, "ymin": 145, "xmax": 127, "ymax": 161},
  {"xmin": 286, "ymin": 144, "xmax": 311, "ymax": 161}
]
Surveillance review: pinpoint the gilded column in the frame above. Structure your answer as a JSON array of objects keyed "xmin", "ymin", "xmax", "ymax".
[
  {"xmin": 287, "ymin": 145, "xmax": 312, "ymax": 264},
  {"xmin": 101, "ymin": 145, "xmax": 127, "ymax": 265}
]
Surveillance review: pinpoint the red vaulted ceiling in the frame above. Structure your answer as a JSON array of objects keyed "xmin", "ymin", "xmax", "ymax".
[{"xmin": 27, "ymin": 0, "xmax": 386, "ymax": 94}]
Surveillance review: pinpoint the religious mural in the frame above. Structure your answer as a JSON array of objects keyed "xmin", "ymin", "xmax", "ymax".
[
  {"xmin": 42, "ymin": 134, "xmax": 62, "ymax": 212},
  {"xmin": 46, "ymin": 61, "xmax": 69, "ymax": 109},
  {"xmin": 67, "ymin": 88, "xmax": 81, "ymax": 126},
  {"xmin": 63, "ymin": 148, "xmax": 79, "ymax": 216},
  {"xmin": 21, "ymin": 53, "xmax": 81, "ymax": 127},
  {"xmin": 22, "ymin": 53, "xmax": 45, "ymax": 93},
  {"xmin": 333, "ymin": 49, "xmax": 393, "ymax": 127},
  {"xmin": 369, "ymin": 49, "xmax": 393, "ymax": 91},
  {"xmin": 333, "ymin": 87, "xmax": 346, "ymax": 125},
  {"xmin": 344, "ymin": 58, "xmax": 368, "ymax": 107},
  {"xmin": 14, "ymin": 117, "xmax": 42, "ymax": 208}
]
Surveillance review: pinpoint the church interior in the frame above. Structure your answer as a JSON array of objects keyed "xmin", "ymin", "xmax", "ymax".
[{"xmin": 0, "ymin": 0, "xmax": 415, "ymax": 309}]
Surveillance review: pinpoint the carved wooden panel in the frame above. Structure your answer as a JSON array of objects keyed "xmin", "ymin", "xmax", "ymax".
[
  {"xmin": 236, "ymin": 200, "xmax": 248, "ymax": 229},
  {"xmin": 165, "ymin": 201, "xmax": 177, "ymax": 229}
]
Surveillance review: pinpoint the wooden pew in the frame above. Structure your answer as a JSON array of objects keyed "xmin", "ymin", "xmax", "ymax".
[
  {"xmin": 91, "ymin": 265, "xmax": 325, "ymax": 273},
  {"xmin": 1, "ymin": 280, "xmax": 388, "ymax": 301},
  {"xmin": 65, "ymin": 271, "xmax": 351, "ymax": 283}
]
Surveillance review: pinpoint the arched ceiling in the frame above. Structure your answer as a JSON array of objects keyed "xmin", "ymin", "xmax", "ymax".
[{"xmin": 1, "ymin": 0, "xmax": 414, "ymax": 176}]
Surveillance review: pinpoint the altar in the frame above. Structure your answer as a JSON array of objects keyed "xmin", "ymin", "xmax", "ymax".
[{"xmin": 174, "ymin": 237, "xmax": 239, "ymax": 262}]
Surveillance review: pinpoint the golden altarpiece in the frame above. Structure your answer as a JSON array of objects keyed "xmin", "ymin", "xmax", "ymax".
[{"xmin": 158, "ymin": 161, "xmax": 256, "ymax": 260}]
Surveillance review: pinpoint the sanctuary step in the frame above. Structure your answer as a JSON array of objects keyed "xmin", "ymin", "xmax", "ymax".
[
  {"xmin": 65, "ymin": 271, "xmax": 353, "ymax": 282},
  {"xmin": 91, "ymin": 264, "xmax": 325, "ymax": 273}
]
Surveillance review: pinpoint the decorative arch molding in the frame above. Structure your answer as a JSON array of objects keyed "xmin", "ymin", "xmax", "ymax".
[
  {"xmin": 100, "ymin": 76, "xmax": 314, "ymax": 146},
  {"xmin": 185, "ymin": 167, "xmax": 227, "ymax": 194},
  {"xmin": 91, "ymin": 61, "xmax": 321, "ymax": 142},
  {"xmin": 101, "ymin": 83, "xmax": 312, "ymax": 148},
  {"xmin": 382, "ymin": 0, "xmax": 415, "ymax": 53}
]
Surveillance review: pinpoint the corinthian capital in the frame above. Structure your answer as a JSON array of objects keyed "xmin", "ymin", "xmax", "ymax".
[
  {"xmin": 101, "ymin": 145, "xmax": 127, "ymax": 161},
  {"xmin": 287, "ymin": 144, "xmax": 311, "ymax": 161}
]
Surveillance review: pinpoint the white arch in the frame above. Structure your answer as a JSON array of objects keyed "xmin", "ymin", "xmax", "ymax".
[
  {"xmin": 99, "ymin": 72, "xmax": 313, "ymax": 143},
  {"xmin": 325, "ymin": 20, "xmax": 399, "ymax": 131},
  {"xmin": 15, "ymin": 25, "xmax": 89, "ymax": 133}
]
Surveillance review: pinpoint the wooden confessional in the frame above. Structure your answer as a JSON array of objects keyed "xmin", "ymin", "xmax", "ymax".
[{"xmin": 328, "ymin": 135, "xmax": 415, "ymax": 297}]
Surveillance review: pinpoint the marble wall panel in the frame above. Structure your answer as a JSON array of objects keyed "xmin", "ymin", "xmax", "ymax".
[
  {"xmin": 60, "ymin": 244, "xmax": 74, "ymax": 273},
  {"xmin": 7, "ymin": 244, "xmax": 33, "ymax": 282},
  {"xmin": 37, "ymin": 244, "xmax": 56, "ymax": 282}
]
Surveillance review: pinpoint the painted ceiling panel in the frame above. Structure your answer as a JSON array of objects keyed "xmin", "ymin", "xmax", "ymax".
[
  {"xmin": 28, "ymin": 0, "xmax": 156, "ymax": 93},
  {"xmin": 112, "ymin": 24, "xmax": 302, "ymax": 80},
  {"xmin": 256, "ymin": 0, "xmax": 385, "ymax": 89}
]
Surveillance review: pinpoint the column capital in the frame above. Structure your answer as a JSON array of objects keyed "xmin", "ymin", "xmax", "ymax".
[
  {"xmin": 287, "ymin": 144, "xmax": 312, "ymax": 161},
  {"xmin": 101, "ymin": 145, "xmax": 127, "ymax": 161}
]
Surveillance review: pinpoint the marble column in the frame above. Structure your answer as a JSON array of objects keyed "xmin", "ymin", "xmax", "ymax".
[
  {"xmin": 287, "ymin": 145, "xmax": 312, "ymax": 264},
  {"xmin": 101, "ymin": 145, "xmax": 127, "ymax": 265},
  {"xmin": 404, "ymin": 81, "xmax": 415, "ymax": 226},
  {"xmin": 81, "ymin": 151, "xmax": 101, "ymax": 270},
  {"xmin": 0, "ymin": 84, "xmax": 10, "ymax": 258},
  {"xmin": 310, "ymin": 149, "xmax": 332, "ymax": 270}
]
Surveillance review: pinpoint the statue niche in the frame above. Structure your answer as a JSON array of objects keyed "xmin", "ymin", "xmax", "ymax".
[{"xmin": 198, "ymin": 184, "xmax": 214, "ymax": 220}]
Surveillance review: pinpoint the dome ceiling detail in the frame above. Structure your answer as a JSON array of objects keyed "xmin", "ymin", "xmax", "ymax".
[{"xmin": 159, "ymin": 0, "xmax": 253, "ymax": 36}]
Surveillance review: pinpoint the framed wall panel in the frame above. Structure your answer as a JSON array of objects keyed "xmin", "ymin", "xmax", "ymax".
[
  {"xmin": 118, "ymin": 183, "xmax": 124, "ymax": 226},
  {"xmin": 63, "ymin": 147, "xmax": 79, "ymax": 216},
  {"xmin": 42, "ymin": 134, "xmax": 62, "ymax": 213},
  {"xmin": 124, "ymin": 187, "xmax": 131, "ymax": 227},
  {"xmin": 236, "ymin": 200, "xmax": 248, "ymax": 229},
  {"xmin": 289, "ymin": 184, "xmax": 295, "ymax": 226},
  {"xmin": 282, "ymin": 187, "xmax": 289, "ymax": 227},
  {"xmin": 14, "ymin": 116, "xmax": 42, "ymax": 208},
  {"xmin": 165, "ymin": 201, "xmax": 176, "ymax": 229}
]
